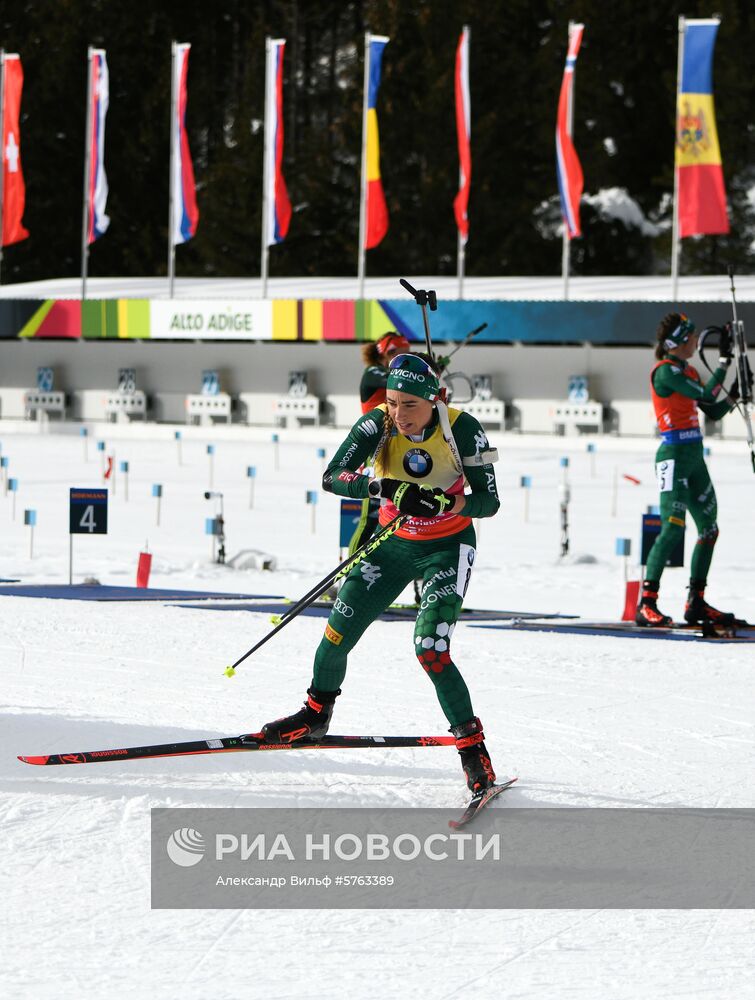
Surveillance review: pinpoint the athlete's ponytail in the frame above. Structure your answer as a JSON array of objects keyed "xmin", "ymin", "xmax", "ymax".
[
  {"xmin": 655, "ymin": 313, "xmax": 683, "ymax": 360},
  {"xmin": 361, "ymin": 342, "xmax": 382, "ymax": 367}
]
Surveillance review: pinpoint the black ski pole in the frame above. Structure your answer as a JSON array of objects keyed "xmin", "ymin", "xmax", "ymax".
[
  {"xmin": 224, "ymin": 513, "xmax": 407, "ymax": 677},
  {"xmin": 727, "ymin": 267, "xmax": 755, "ymax": 472}
]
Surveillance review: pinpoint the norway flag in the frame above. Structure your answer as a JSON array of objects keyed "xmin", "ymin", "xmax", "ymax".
[
  {"xmin": 171, "ymin": 42, "xmax": 199, "ymax": 245},
  {"xmin": 555, "ymin": 23, "xmax": 584, "ymax": 239}
]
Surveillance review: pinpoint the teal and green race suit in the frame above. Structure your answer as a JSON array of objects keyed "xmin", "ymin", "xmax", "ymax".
[
  {"xmin": 645, "ymin": 356, "xmax": 733, "ymax": 583},
  {"xmin": 315, "ymin": 404, "xmax": 500, "ymax": 727}
]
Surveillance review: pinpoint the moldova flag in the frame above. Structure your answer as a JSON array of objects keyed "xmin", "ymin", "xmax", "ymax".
[
  {"xmin": 171, "ymin": 42, "xmax": 199, "ymax": 245},
  {"xmin": 676, "ymin": 19, "xmax": 729, "ymax": 237},
  {"xmin": 364, "ymin": 35, "xmax": 389, "ymax": 250},
  {"xmin": 86, "ymin": 49, "xmax": 110, "ymax": 244},
  {"xmin": 555, "ymin": 23, "xmax": 584, "ymax": 240}
]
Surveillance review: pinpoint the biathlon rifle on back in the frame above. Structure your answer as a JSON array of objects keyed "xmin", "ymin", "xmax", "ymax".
[{"xmin": 697, "ymin": 267, "xmax": 755, "ymax": 473}]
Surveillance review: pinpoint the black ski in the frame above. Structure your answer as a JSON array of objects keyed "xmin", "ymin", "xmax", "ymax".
[
  {"xmin": 449, "ymin": 778, "xmax": 518, "ymax": 829},
  {"xmin": 18, "ymin": 732, "xmax": 455, "ymax": 767}
]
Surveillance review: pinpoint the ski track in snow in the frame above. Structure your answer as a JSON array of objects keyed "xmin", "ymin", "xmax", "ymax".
[{"xmin": 1, "ymin": 429, "xmax": 753, "ymax": 998}]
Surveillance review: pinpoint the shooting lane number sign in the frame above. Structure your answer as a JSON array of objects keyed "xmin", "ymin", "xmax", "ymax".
[
  {"xmin": 69, "ymin": 488, "xmax": 108, "ymax": 583},
  {"xmin": 70, "ymin": 488, "xmax": 109, "ymax": 534}
]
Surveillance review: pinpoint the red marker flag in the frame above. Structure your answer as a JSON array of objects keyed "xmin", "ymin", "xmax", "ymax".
[{"xmin": 1, "ymin": 53, "xmax": 29, "ymax": 247}]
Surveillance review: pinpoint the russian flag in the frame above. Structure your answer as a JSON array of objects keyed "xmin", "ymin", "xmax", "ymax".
[
  {"xmin": 86, "ymin": 49, "xmax": 110, "ymax": 244},
  {"xmin": 676, "ymin": 19, "xmax": 729, "ymax": 237},
  {"xmin": 364, "ymin": 35, "xmax": 389, "ymax": 250},
  {"xmin": 555, "ymin": 23, "xmax": 584, "ymax": 239},
  {"xmin": 263, "ymin": 39, "xmax": 291, "ymax": 245},
  {"xmin": 171, "ymin": 42, "xmax": 199, "ymax": 246}
]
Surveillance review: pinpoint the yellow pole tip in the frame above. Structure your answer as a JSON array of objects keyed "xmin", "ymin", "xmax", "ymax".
[
  {"xmin": 224, "ymin": 666, "xmax": 236, "ymax": 678},
  {"xmin": 270, "ymin": 614, "xmax": 282, "ymax": 625}
]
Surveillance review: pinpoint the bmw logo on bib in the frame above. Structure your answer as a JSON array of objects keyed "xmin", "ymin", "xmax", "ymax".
[{"xmin": 403, "ymin": 448, "xmax": 433, "ymax": 478}]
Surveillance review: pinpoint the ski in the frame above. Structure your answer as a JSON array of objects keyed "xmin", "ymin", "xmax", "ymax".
[
  {"xmin": 477, "ymin": 619, "xmax": 755, "ymax": 643},
  {"xmin": 645, "ymin": 619, "xmax": 753, "ymax": 639},
  {"xmin": 18, "ymin": 733, "xmax": 456, "ymax": 767},
  {"xmin": 449, "ymin": 778, "xmax": 518, "ymax": 829}
]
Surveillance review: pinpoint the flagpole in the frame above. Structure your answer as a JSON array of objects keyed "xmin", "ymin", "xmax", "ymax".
[
  {"xmin": 457, "ymin": 232, "xmax": 466, "ymax": 301},
  {"xmin": 561, "ymin": 21, "xmax": 576, "ymax": 302},
  {"xmin": 260, "ymin": 37, "xmax": 272, "ymax": 299},
  {"xmin": 0, "ymin": 50, "xmax": 6, "ymax": 286},
  {"xmin": 167, "ymin": 40, "xmax": 177, "ymax": 298},
  {"xmin": 456, "ymin": 25, "xmax": 469, "ymax": 301},
  {"xmin": 80, "ymin": 47, "xmax": 95, "ymax": 301},
  {"xmin": 357, "ymin": 32, "xmax": 370, "ymax": 301},
  {"xmin": 670, "ymin": 16, "xmax": 685, "ymax": 301}
]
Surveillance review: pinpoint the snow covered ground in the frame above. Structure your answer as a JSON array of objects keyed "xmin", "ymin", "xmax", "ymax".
[{"xmin": 1, "ymin": 422, "xmax": 753, "ymax": 999}]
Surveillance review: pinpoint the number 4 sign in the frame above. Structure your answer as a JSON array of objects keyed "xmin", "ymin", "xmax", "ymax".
[{"xmin": 69, "ymin": 488, "xmax": 108, "ymax": 584}]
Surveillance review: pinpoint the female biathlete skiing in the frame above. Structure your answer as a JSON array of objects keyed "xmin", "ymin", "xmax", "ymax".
[
  {"xmin": 262, "ymin": 353, "xmax": 502, "ymax": 795},
  {"xmin": 636, "ymin": 312, "xmax": 740, "ymax": 627}
]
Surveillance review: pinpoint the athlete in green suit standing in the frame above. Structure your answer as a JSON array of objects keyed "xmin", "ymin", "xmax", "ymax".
[{"xmin": 636, "ymin": 312, "xmax": 740, "ymax": 627}]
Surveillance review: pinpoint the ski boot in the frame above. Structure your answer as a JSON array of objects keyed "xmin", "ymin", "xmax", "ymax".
[
  {"xmin": 451, "ymin": 717, "xmax": 496, "ymax": 794},
  {"xmin": 684, "ymin": 581, "xmax": 735, "ymax": 627},
  {"xmin": 635, "ymin": 581, "xmax": 672, "ymax": 627},
  {"xmin": 261, "ymin": 687, "xmax": 340, "ymax": 743}
]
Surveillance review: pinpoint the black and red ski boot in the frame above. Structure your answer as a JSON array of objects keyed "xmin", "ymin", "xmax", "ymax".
[
  {"xmin": 451, "ymin": 717, "xmax": 496, "ymax": 794},
  {"xmin": 684, "ymin": 581, "xmax": 735, "ymax": 626},
  {"xmin": 635, "ymin": 581, "xmax": 672, "ymax": 627},
  {"xmin": 261, "ymin": 687, "xmax": 340, "ymax": 743}
]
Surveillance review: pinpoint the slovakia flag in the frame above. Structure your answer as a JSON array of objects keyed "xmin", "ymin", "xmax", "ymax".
[
  {"xmin": 555, "ymin": 23, "xmax": 584, "ymax": 239},
  {"xmin": 171, "ymin": 43, "xmax": 199, "ymax": 245},
  {"xmin": 86, "ymin": 50, "xmax": 110, "ymax": 243}
]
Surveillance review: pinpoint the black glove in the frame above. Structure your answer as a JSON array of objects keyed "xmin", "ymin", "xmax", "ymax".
[
  {"xmin": 727, "ymin": 377, "xmax": 740, "ymax": 404},
  {"xmin": 370, "ymin": 478, "xmax": 453, "ymax": 518},
  {"xmin": 718, "ymin": 324, "xmax": 734, "ymax": 365}
]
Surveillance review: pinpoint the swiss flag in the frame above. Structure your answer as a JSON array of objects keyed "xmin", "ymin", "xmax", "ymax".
[{"xmin": 2, "ymin": 54, "xmax": 29, "ymax": 247}]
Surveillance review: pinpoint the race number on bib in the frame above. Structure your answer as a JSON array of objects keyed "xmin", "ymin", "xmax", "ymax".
[{"xmin": 655, "ymin": 459, "xmax": 675, "ymax": 492}]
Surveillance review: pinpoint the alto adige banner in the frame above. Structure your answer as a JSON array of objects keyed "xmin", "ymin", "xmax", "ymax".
[{"xmin": 149, "ymin": 300, "xmax": 274, "ymax": 340}]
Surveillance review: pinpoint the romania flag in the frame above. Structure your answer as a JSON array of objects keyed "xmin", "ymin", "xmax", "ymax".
[
  {"xmin": 364, "ymin": 35, "xmax": 389, "ymax": 250},
  {"xmin": 675, "ymin": 19, "xmax": 729, "ymax": 237}
]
